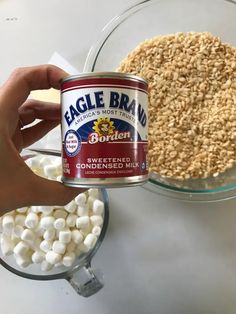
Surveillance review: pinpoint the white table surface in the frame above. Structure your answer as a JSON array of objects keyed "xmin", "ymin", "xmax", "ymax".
[{"xmin": 1, "ymin": 1, "xmax": 236, "ymax": 314}]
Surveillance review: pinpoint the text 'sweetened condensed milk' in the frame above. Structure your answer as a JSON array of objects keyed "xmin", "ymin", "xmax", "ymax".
[{"xmin": 61, "ymin": 72, "xmax": 148, "ymax": 187}]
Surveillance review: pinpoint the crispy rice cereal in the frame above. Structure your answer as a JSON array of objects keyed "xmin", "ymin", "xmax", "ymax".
[{"xmin": 117, "ymin": 32, "xmax": 236, "ymax": 179}]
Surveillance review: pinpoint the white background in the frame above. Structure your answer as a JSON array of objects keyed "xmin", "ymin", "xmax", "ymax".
[{"xmin": 1, "ymin": 1, "xmax": 236, "ymax": 314}]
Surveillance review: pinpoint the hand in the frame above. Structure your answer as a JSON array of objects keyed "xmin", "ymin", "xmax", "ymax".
[{"xmin": 0, "ymin": 65, "xmax": 83, "ymax": 214}]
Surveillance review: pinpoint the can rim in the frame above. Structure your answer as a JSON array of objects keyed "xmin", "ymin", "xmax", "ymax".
[{"xmin": 61, "ymin": 72, "xmax": 148, "ymax": 85}]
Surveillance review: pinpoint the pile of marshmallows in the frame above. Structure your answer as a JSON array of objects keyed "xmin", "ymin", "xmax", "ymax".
[{"xmin": 0, "ymin": 156, "xmax": 105, "ymax": 272}]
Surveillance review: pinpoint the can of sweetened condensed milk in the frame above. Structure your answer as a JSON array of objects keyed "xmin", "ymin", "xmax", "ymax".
[{"xmin": 61, "ymin": 72, "xmax": 148, "ymax": 187}]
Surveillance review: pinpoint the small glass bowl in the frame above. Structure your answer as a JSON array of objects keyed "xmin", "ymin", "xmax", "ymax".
[
  {"xmin": 84, "ymin": 0, "xmax": 236, "ymax": 202},
  {"xmin": 0, "ymin": 154, "xmax": 109, "ymax": 297}
]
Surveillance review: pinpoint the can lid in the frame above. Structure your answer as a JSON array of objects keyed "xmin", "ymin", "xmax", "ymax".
[{"xmin": 61, "ymin": 72, "xmax": 148, "ymax": 85}]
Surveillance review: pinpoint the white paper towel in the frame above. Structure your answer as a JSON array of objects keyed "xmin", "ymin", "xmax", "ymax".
[{"xmin": 28, "ymin": 52, "xmax": 79, "ymax": 150}]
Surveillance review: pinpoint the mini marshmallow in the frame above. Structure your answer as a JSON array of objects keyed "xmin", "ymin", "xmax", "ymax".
[
  {"xmin": 38, "ymin": 206, "xmax": 53, "ymax": 215},
  {"xmin": 54, "ymin": 209, "xmax": 67, "ymax": 220},
  {"xmin": 55, "ymin": 229, "xmax": 60, "ymax": 238},
  {"xmin": 64, "ymin": 200, "xmax": 77, "ymax": 213},
  {"xmin": 92, "ymin": 226, "xmax": 102, "ymax": 236},
  {"xmin": 76, "ymin": 216, "xmax": 90, "ymax": 230},
  {"xmin": 88, "ymin": 188, "xmax": 99, "ymax": 198},
  {"xmin": 80, "ymin": 227, "xmax": 91, "ymax": 238},
  {"xmin": 2, "ymin": 215, "xmax": 14, "ymax": 234},
  {"xmin": 28, "ymin": 156, "xmax": 41, "ymax": 169},
  {"xmin": 90, "ymin": 215, "xmax": 103, "ymax": 227},
  {"xmin": 13, "ymin": 241, "xmax": 30, "ymax": 257},
  {"xmin": 54, "ymin": 167, "xmax": 62, "ymax": 178},
  {"xmin": 11, "ymin": 233, "xmax": 20, "ymax": 243},
  {"xmin": 26, "ymin": 208, "xmax": 32, "ymax": 215},
  {"xmin": 54, "ymin": 205, "xmax": 66, "ymax": 210},
  {"xmin": 25, "ymin": 212, "xmax": 39, "ymax": 229},
  {"xmin": 71, "ymin": 230, "xmax": 83, "ymax": 245},
  {"xmin": 87, "ymin": 196, "xmax": 96, "ymax": 209},
  {"xmin": 32, "ymin": 251, "xmax": 45, "ymax": 264},
  {"xmin": 56, "ymin": 175, "xmax": 62, "ymax": 182},
  {"xmin": 74, "ymin": 193, "xmax": 87, "ymax": 206},
  {"xmin": 77, "ymin": 204, "xmax": 89, "ymax": 217},
  {"xmin": 40, "ymin": 240, "xmax": 53, "ymax": 253},
  {"xmin": 52, "ymin": 241, "xmax": 66, "ymax": 255},
  {"xmin": 15, "ymin": 254, "xmax": 31, "ymax": 268},
  {"xmin": 43, "ymin": 229, "xmax": 56, "ymax": 241},
  {"xmin": 84, "ymin": 233, "xmax": 97, "ymax": 250},
  {"xmin": 24, "ymin": 158, "xmax": 34, "ymax": 168},
  {"xmin": 66, "ymin": 241, "xmax": 76, "ymax": 253},
  {"xmin": 92, "ymin": 199, "xmax": 104, "ymax": 215},
  {"xmin": 54, "ymin": 218, "xmax": 66, "ymax": 230},
  {"xmin": 35, "ymin": 226, "xmax": 45, "ymax": 237},
  {"xmin": 30, "ymin": 237, "xmax": 41, "ymax": 251},
  {"xmin": 55, "ymin": 261, "xmax": 63, "ymax": 268},
  {"xmin": 62, "ymin": 252, "xmax": 76, "ymax": 267},
  {"xmin": 41, "ymin": 260, "xmax": 53, "ymax": 272},
  {"xmin": 59, "ymin": 230, "xmax": 71, "ymax": 244},
  {"xmin": 78, "ymin": 242, "xmax": 90, "ymax": 253},
  {"xmin": 16, "ymin": 207, "xmax": 28, "ymax": 214},
  {"xmin": 31, "ymin": 206, "xmax": 40, "ymax": 213},
  {"xmin": 39, "ymin": 156, "xmax": 52, "ymax": 167},
  {"xmin": 66, "ymin": 214, "xmax": 77, "ymax": 228},
  {"xmin": 43, "ymin": 164, "xmax": 58, "ymax": 178},
  {"xmin": 1, "ymin": 235, "xmax": 15, "ymax": 256},
  {"xmin": 32, "ymin": 167, "xmax": 44, "ymax": 177},
  {"xmin": 46, "ymin": 250, "xmax": 62, "ymax": 265},
  {"xmin": 15, "ymin": 214, "xmax": 25, "ymax": 226},
  {"xmin": 21, "ymin": 229, "xmax": 35, "ymax": 243},
  {"xmin": 52, "ymin": 157, "xmax": 62, "ymax": 169},
  {"xmin": 40, "ymin": 216, "xmax": 55, "ymax": 229}
]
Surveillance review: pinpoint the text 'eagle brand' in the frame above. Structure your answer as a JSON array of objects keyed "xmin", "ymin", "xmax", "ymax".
[{"xmin": 64, "ymin": 91, "xmax": 147, "ymax": 127}]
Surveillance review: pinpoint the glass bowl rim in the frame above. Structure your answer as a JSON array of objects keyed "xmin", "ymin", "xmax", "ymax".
[{"xmin": 83, "ymin": 0, "xmax": 236, "ymax": 72}]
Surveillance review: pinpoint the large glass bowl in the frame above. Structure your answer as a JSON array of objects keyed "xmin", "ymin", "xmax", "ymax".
[{"xmin": 84, "ymin": 0, "xmax": 236, "ymax": 202}]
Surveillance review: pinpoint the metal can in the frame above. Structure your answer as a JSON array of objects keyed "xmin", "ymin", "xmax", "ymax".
[{"xmin": 61, "ymin": 72, "xmax": 148, "ymax": 187}]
